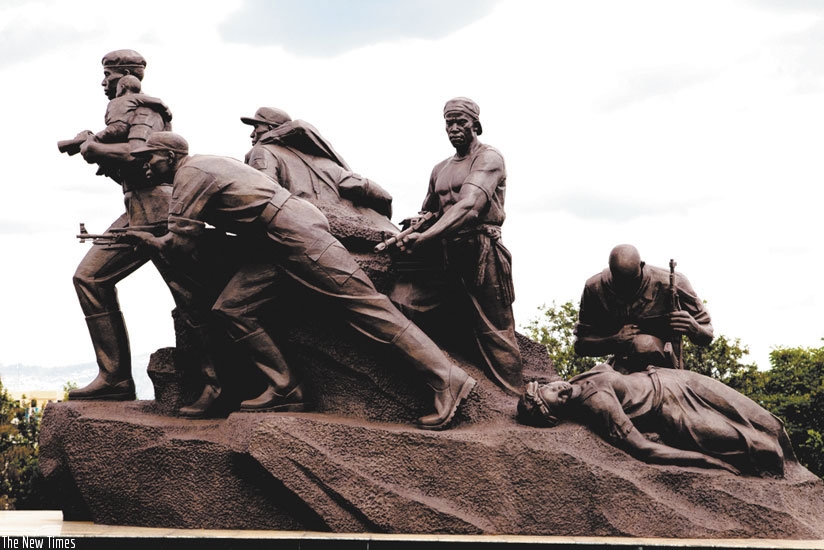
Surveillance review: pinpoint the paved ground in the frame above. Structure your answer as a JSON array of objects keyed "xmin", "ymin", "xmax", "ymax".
[{"xmin": 0, "ymin": 511, "xmax": 822, "ymax": 549}]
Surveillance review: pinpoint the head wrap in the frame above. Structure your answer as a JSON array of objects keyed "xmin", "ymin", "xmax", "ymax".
[
  {"xmin": 517, "ymin": 381, "xmax": 561, "ymax": 427},
  {"xmin": 443, "ymin": 97, "xmax": 482, "ymax": 135}
]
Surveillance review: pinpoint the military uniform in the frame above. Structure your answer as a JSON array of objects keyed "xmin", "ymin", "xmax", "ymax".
[
  {"xmin": 246, "ymin": 119, "xmax": 394, "ymax": 221},
  {"xmin": 575, "ymin": 265, "xmax": 712, "ymax": 372},
  {"xmin": 71, "ymin": 93, "xmax": 174, "ymax": 400},
  {"xmin": 162, "ymin": 153, "xmax": 473, "ymax": 426}
]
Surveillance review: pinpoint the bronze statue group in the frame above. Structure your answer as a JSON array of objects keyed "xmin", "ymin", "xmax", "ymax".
[{"xmin": 62, "ymin": 49, "xmax": 796, "ymax": 476}]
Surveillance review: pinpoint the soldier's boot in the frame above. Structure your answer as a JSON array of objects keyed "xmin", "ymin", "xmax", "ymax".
[
  {"xmin": 392, "ymin": 321, "xmax": 476, "ymax": 430},
  {"xmin": 235, "ymin": 329, "xmax": 306, "ymax": 413},
  {"xmin": 179, "ymin": 363, "xmax": 221, "ymax": 418},
  {"xmin": 416, "ymin": 366, "xmax": 476, "ymax": 431},
  {"xmin": 69, "ymin": 311, "xmax": 136, "ymax": 401},
  {"xmin": 476, "ymin": 329, "xmax": 524, "ymax": 397},
  {"xmin": 178, "ymin": 320, "xmax": 223, "ymax": 418}
]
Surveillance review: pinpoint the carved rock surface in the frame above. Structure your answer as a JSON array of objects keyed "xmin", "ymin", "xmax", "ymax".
[{"xmin": 39, "ymin": 401, "xmax": 824, "ymax": 537}]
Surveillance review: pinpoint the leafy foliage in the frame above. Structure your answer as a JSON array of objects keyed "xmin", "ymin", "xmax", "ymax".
[
  {"xmin": 743, "ymin": 346, "xmax": 824, "ymax": 478},
  {"xmin": 62, "ymin": 381, "xmax": 78, "ymax": 402},
  {"xmin": 523, "ymin": 301, "xmax": 602, "ymax": 379},
  {"xmin": 0, "ymin": 377, "xmax": 42, "ymax": 510},
  {"xmin": 682, "ymin": 335, "xmax": 758, "ymax": 384}
]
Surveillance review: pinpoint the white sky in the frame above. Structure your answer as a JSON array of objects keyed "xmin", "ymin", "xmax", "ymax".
[{"xmin": 1, "ymin": 0, "xmax": 823, "ymax": 373}]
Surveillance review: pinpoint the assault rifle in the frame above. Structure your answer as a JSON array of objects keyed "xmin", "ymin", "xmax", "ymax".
[
  {"xmin": 76, "ymin": 223, "xmax": 163, "ymax": 247},
  {"xmin": 374, "ymin": 211, "xmax": 438, "ymax": 253}
]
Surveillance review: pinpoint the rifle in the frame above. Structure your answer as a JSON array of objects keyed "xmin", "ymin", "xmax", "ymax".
[
  {"xmin": 76, "ymin": 223, "xmax": 163, "ymax": 247},
  {"xmin": 374, "ymin": 211, "xmax": 437, "ymax": 253},
  {"xmin": 666, "ymin": 258, "xmax": 684, "ymax": 369},
  {"xmin": 57, "ymin": 132, "xmax": 93, "ymax": 156}
]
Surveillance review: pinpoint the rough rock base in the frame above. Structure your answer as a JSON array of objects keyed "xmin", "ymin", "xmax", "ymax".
[{"xmin": 39, "ymin": 400, "xmax": 824, "ymax": 538}]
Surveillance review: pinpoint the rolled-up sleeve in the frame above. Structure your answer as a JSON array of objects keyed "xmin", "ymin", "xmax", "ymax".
[{"xmin": 462, "ymin": 149, "xmax": 505, "ymax": 201}]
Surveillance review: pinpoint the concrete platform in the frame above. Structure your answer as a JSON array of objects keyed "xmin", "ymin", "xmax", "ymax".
[{"xmin": 0, "ymin": 511, "xmax": 822, "ymax": 549}]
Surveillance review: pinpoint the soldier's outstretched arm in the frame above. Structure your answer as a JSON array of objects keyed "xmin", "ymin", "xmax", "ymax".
[
  {"xmin": 398, "ymin": 185, "xmax": 487, "ymax": 252},
  {"xmin": 80, "ymin": 140, "xmax": 134, "ymax": 164}
]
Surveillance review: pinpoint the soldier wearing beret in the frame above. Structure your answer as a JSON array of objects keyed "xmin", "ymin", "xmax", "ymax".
[{"xmin": 69, "ymin": 50, "xmax": 174, "ymax": 401}]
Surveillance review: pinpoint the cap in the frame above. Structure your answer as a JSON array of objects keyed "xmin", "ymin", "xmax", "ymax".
[
  {"xmin": 131, "ymin": 131, "xmax": 189, "ymax": 156},
  {"xmin": 240, "ymin": 107, "xmax": 292, "ymax": 127}
]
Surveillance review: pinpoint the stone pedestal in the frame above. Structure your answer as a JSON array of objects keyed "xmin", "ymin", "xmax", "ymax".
[{"xmin": 39, "ymin": 400, "xmax": 824, "ymax": 537}]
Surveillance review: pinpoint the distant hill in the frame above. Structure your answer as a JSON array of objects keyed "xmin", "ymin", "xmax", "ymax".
[{"xmin": 0, "ymin": 354, "xmax": 154, "ymax": 400}]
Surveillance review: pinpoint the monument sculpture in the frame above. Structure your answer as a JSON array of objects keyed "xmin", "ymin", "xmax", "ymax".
[
  {"xmin": 242, "ymin": 106, "xmax": 394, "ymax": 221},
  {"xmin": 42, "ymin": 52, "xmax": 824, "ymax": 537},
  {"xmin": 574, "ymin": 244, "xmax": 713, "ymax": 372},
  {"xmin": 126, "ymin": 132, "xmax": 476, "ymax": 428},
  {"xmin": 517, "ymin": 364, "xmax": 795, "ymax": 477},
  {"xmin": 63, "ymin": 49, "xmax": 175, "ymax": 401},
  {"xmin": 388, "ymin": 97, "xmax": 524, "ymax": 396},
  {"xmin": 61, "ymin": 50, "xmax": 243, "ymax": 417}
]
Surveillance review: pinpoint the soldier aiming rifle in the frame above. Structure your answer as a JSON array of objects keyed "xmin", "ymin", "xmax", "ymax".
[{"xmin": 76, "ymin": 223, "xmax": 166, "ymax": 247}]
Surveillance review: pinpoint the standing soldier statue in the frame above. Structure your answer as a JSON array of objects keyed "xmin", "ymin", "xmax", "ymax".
[
  {"xmin": 390, "ymin": 97, "xmax": 523, "ymax": 396},
  {"xmin": 64, "ymin": 50, "xmax": 174, "ymax": 401}
]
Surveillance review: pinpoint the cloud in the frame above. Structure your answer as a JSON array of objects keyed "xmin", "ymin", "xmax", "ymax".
[
  {"xmin": 0, "ymin": 25, "xmax": 89, "ymax": 68},
  {"xmin": 549, "ymin": 192, "xmax": 697, "ymax": 222},
  {"xmin": 219, "ymin": 0, "xmax": 498, "ymax": 56},
  {"xmin": 0, "ymin": 1, "xmax": 95, "ymax": 68},
  {"xmin": 598, "ymin": 65, "xmax": 716, "ymax": 112},
  {"xmin": 770, "ymin": 18, "xmax": 824, "ymax": 92},
  {"xmin": 749, "ymin": 0, "xmax": 824, "ymax": 15},
  {"xmin": 0, "ymin": 220, "xmax": 56, "ymax": 235}
]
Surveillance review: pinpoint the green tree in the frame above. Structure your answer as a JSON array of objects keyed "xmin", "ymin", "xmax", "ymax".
[
  {"xmin": 523, "ymin": 301, "xmax": 603, "ymax": 379},
  {"xmin": 0, "ymin": 377, "xmax": 41, "ymax": 510},
  {"xmin": 754, "ymin": 345, "xmax": 824, "ymax": 478},
  {"xmin": 62, "ymin": 381, "xmax": 78, "ymax": 402},
  {"xmin": 682, "ymin": 335, "xmax": 758, "ymax": 385}
]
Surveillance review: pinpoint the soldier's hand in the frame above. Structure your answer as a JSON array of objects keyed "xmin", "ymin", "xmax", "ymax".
[
  {"xmin": 668, "ymin": 310, "xmax": 698, "ymax": 337},
  {"xmin": 397, "ymin": 232, "xmax": 423, "ymax": 254},
  {"xmin": 79, "ymin": 139, "xmax": 100, "ymax": 162},
  {"xmin": 615, "ymin": 324, "xmax": 640, "ymax": 345},
  {"xmin": 400, "ymin": 214, "xmax": 426, "ymax": 230},
  {"xmin": 119, "ymin": 230, "xmax": 162, "ymax": 252},
  {"xmin": 701, "ymin": 455, "xmax": 741, "ymax": 475}
]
